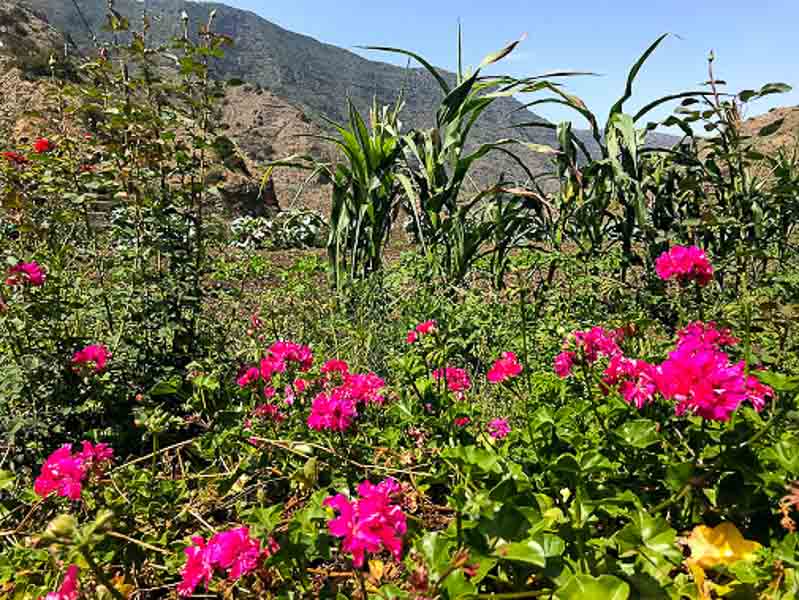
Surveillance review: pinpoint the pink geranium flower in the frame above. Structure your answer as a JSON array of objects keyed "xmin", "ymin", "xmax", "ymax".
[
  {"xmin": 5, "ymin": 261, "xmax": 45, "ymax": 287},
  {"xmin": 454, "ymin": 417, "xmax": 471, "ymax": 428},
  {"xmin": 745, "ymin": 374, "xmax": 774, "ymax": 412},
  {"xmin": 406, "ymin": 319, "xmax": 437, "ymax": 343},
  {"xmin": 487, "ymin": 418, "xmax": 511, "ymax": 439},
  {"xmin": 487, "ymin": 352, "xmax": 523, "ymax": 383},
  {"xmin": 178, "ymin": 527, "xmax": 277, "ymax": 597},
  {"xmin": 71, "ymin": 344, "xmax": 110, "ymax": 373},
  {"xmin": 655, "ymin": 245, "xmax": 713, "ymax": 286},
  {"xmin": 654, "ymin": 342, "xmax": 748, "ymax": 421},
  {"xmin": 40, "ymin": 564, "xmax": 79, "ymax": 600},
  {"xmin": 602, "ymin": 354, "xmax": 657, "ymax": 409},
  {"xmin": 236, "ymin": 367, "xmax": 260, "ymax": 388},
  {"xmin": 34, "ymin": 442, "xmax": 113, "ymax": 501},
  {"xmin": 269, "ymin": 341, "xmax": 313, "ymax": 372},
  {"xmin": 553, "ymin": 351, "xmax": 576, "ymax": 378},
  {"xmin": 308, "ymin": 390, "xmax": 358, "ymax": 431},
  {"xmin": 433, "ymin": 366, "xmax": 471, "ymax": 397},
  {"xmin": 677, "ymin": 321, "xmax": 739, "ymax": 350},
  {"xmin": 321, "ymin": 359, "xmax": 350, "ymax": 376},
  {"xmin": 324, "ymin": 478, "xmax": 407, "ymax": 568}
]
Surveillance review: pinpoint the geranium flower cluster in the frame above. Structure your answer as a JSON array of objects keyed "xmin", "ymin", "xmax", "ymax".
[
  {"xmin": 553, "ymin": 326, "xmax": 623, "ymax": 379},
  {"xmin": 34, "ymin": 442, "xmax": 114, "ymax": 501},
  {"xmin": 655, "ymin": 322, "xmax": 772, "ymax": 420},
  {"xmin": 487, "ymin": 352, "xmax": 523, "ymax": 383},
  {"xmin": 237, "ymin": 340, "xmax": 314, "ymax": 391},
  {"xmin": 308, "ymin": 360, "xmax": 385, "ymax": 432},
  {"xmin": 655, "ymin": 245, "xmax": 714, "ymax": 286},
  {"xmin": 487, "ymin": 418, "xmax": 511, "ymax": 439},
  {"xmin": 554, "ymin": 321, "xmax": 774, "ymax": 421},
  {"xmin": 72, "ymin": 344, "xmax": 111, "ymax": 374},
  {"xmin": 324, "ymin": 478, "xmax": 407, "ymax": 568},
  {"xmin": 178, "ymin": 526, "xmax": 278, "ymax": 597},
  {"xmin": 5, "ymin": 261, "xmax": 46, "ymax": 287},
  {"xmin": 433, "ymin": 366, "xmax": 471, "ymax": 398},
  {"xmin": 406, "ymin": 319, "xmax": 437, "ymax": 344},
  {"xmin": 40, "ymin": 564, "xmax": 79, "ymax": 600}
]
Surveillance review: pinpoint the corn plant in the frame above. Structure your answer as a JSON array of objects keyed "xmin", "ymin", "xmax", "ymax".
[
  {"xmin": 515, "ymin": 35, "xmax": 712, "ymax": 280},
  {"xmin": 367, "ymin": 31, "xmax": 569, "ymax": 285},
  {"xmin": 268, "ymin": 99, "xmax": 405, "ymax": 291}
]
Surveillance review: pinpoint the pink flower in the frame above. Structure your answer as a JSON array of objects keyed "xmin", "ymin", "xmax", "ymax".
[
  {"xmin": 6, "ymin": 261, "xmax": 45, "ymax": 287},
  {"xmin": 237, "ymin": 367, "xmax": 260, "ymax": 388},
  {"xmin": 205, "ymin": 527, "xmax": 264, "ymax": 581},
  {"xmin": 259, "ymin": 354, "xmax": 286, "ymax": 380},
  {"xmin": 293, "ymin": 378, "xmax": 308, "ymax": 393},
  {"xmin": 252, "ymin": 403, "xmax": 285, "ymax": 423},
  {"xmin": 34, "ymin": 442, "xmax": 113, "ymax": 501},
  {"xmin": 308, "ymin": 390, "xmax": 358, "ymax": 431},
  {"xmin": 269, "ymin": 341, "xmax": 313, "ymax": 372},
  {"xmin": 487, "ymin": 418, "xmax": 511, "ymax": 439},
  {"xmin": 40, "ymin": 564, "xmax": 79, "ymax": 600},
  {"xmin": 745, "ymin": 374, "xmax": 774, "ymax": 412},
  {"xmin": 33, "ymin": 138, "xmax": 55, "ymax": 153},
  {"xmin": 340, "ymin": 372, "xmax": 386, "ymax": 405},
  {"xmin": 602, "ymin": 355, "xmax": 657, "ymax": 409},
  {"xmin": 554, "ymin": 351, "xmax": 576, "ymax": 378},
  {"xmin": 454, "ymin": 417, "xmax": 471, "ymax": 428},
  {"xmin": 654, "ymin": 342, "xmax": 748, "ymax": 421},
  {"xmin": 178, "ymin": 527, "xmax": 276, "ymax": 597},
  {"xmin": 324, "ymin": 478, "xmax": 407, "ymax": 568},
  {"xmin": 178, "ymin": 536, "xmax": 213, "ymax": 597},
  {"xmin": 487, "ymin": 352, "xmax": 523, "ymax": 384},
  {"xmin": 76, "ymin": 441, "xmax": 114, "ymax": 475},
  {"xmin": 572, "ymin": 327, "xmax": 622, "ymax": 363},
  {"xmin": 677, "ymin": 321, "xmax": 739, "ymax": 350},
  {"xmin": 433, "ymin": 367, "xmax": 471, "ymax": 396},
  {"xmin": 34, "ymin": 445, "xmax": 86, "ymax": 501},
  {"xmin": 322, "ymin": 359, "xmax": 350, "ymax": 376},
  {"xmin": 407, "ymin": 320, "xmax": 437, "ymax": 343},
  {"xmin": 655, "ymin": 245, "xmax": 713, "ymax": 286},
  {"xmin": 71, "ymin": 344, "xmax": 110, "ymax": 373},
  {"xmin": 416, "ymin": 320, "xmax": 437, "ymax": 335}
]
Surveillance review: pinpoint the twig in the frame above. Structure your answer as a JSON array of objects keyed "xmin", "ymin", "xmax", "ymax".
[
  {"xmin": 107, "ymin": 531, "xmax": 171, "ymax": 556},
  {"xmin": 110, "ymin": 438, "xmax": 198, "ymax": 474}
]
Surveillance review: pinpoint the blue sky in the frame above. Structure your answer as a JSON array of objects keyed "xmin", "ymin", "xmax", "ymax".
[{"xmin": 219, "ymin": 0, "xmax": 798, "ymax": 127}]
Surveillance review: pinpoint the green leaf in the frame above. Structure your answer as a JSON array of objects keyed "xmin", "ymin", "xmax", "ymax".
[
  {"xmin": 609, "ymin": 34, "xmax": 669, "ymax": 119},
  {"xmin": 362, "ymin": 46, "xmax": 450, "ymax": 94},
  {"xmin": 615, "ymin": 419, "xmax": 661, "ymax": 449},
  {"xmin": 755, "ymin": 371, "xmax": 799, "ymax": 392},
  {"xmin": 759, "ymin": 118, "xmax": 785, "ymax": 137},
  {"xmin": 0, "ymin": 470, "xmax": 14, "ymax": 491},
  {"xmin": 616, "ymin": 512, "xmax": 682, "ymax": 565},
  {"xmin": 442, "ymin": 445, "xmax": 502, "ymax": 474},
  {"xmin": 558, "ymin": 575, "xmax": 630, "ymax": 600},
  {"xmin": 494, "ymin": 539, "xmax": 546, "ymax": 567}
]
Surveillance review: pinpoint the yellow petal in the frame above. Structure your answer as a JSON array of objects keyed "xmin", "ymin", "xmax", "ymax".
[
  {"xmin": 686, "ymin": 559, "xmax": 711, "ymax": 600},
  {"xmin": 685, "ymin": 522, "xmax": 762, "ymax": 569}
]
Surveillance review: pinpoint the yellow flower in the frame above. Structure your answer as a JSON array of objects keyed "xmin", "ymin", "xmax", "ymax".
[
  {"xmin": 684, "ymin": 523, "xmax": 762, "ymax": 600},
  {"xmin": 685, "ymin": 522, "xmax": 762, "ymax": 569}
]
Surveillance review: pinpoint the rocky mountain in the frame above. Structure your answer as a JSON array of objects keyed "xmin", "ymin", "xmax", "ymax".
[
  {"xmin": 20, "ymin": 0, "xmax": 563, "ymax": 189},
  {"xmin": 7, "ymin": 0, "xmax": 680, "ymax": 214}
]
